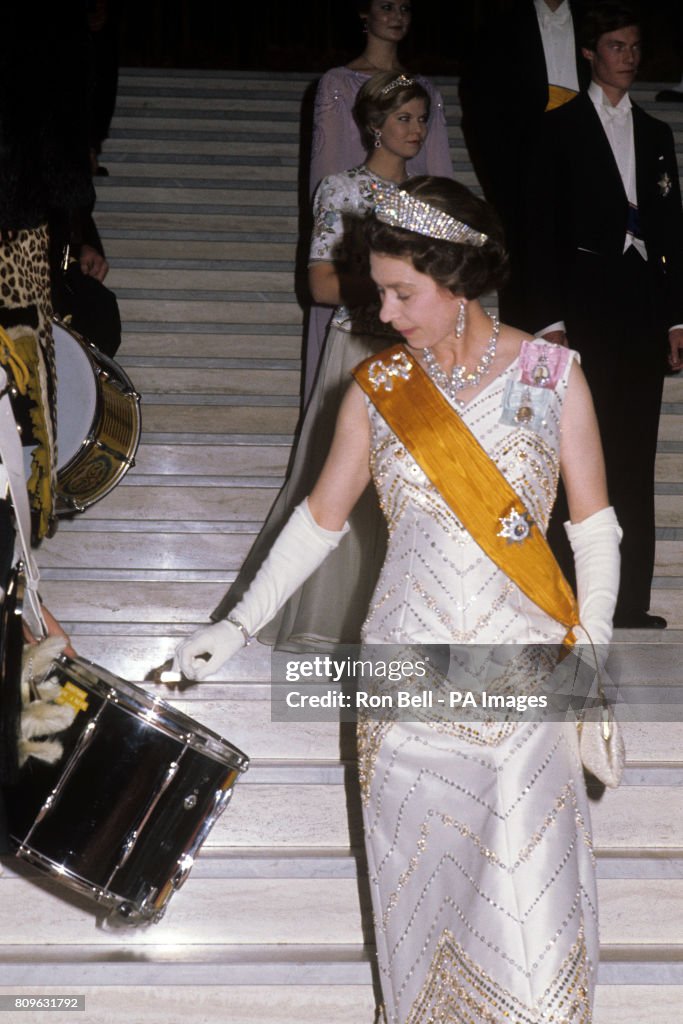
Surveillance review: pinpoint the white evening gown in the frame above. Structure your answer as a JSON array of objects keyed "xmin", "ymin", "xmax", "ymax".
[{"xmin": 359, "ymin": 341, "xmax": 598, "ymax": 1023}]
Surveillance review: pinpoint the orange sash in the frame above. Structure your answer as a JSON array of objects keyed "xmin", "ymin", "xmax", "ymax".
[
  {"xmin": 546, "ymin": 84, "xmax": 578, "ymax": 111},
  {"xmin": 353, "ymin": 345, "xmax": 579, "ymax": 643}
]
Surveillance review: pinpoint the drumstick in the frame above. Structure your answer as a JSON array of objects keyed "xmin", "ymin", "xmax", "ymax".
[{"xmin": 146, "ymin": 658, "xmax": 184, "ymax": 687}]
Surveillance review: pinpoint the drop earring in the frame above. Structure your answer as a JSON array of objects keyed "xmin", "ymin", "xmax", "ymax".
[
  {"xmin": 455, "ymin": 301, "xmax": 467, "ymax": 339},
  {"xmin": 373, "ymin": 129, "xmax": 382, "ymax": 149}
]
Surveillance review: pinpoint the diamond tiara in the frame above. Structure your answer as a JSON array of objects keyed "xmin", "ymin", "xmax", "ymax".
[
  {"xmin": 372, "ymin": 183, "xmax": 488, "ymax": 247},
  {"xmin": 379, "ymin": 73, "xmax": 415, "ymax": 96}
]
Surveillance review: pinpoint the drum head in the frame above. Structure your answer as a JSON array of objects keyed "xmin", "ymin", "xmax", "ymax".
[{"xmin": 53, "ymin": 321, "xmax": 98, "ymax": 469}]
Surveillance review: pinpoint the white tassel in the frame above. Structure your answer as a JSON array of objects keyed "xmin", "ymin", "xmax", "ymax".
[
  {"xmin": 20, "ymin": 700, "xmax": 75, "ymax": 740},
  {"xmin": 21, "ymin": 636, "xmax": 67, "ymax": 701},
  {"xmin": 18, "ymin": 738, "xmax": 67, "ymax": 767},
  {"xmin": 18, "ymin": 636, "xmax": 73, "ymax": 766}
]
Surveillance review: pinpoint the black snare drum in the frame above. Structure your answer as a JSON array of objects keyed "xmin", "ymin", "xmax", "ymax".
[{"xmin": 4, "ymin": 655, "xmax": 248, "ymax": 923}]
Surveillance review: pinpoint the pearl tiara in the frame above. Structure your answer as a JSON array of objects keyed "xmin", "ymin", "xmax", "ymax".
[
  {"xmin": 372, "ymin": 183, "xmax": 489, "ymax": 247},
  {"xmin": 379, "ymin": 73, "xmax": 415, "ymax": 95}
]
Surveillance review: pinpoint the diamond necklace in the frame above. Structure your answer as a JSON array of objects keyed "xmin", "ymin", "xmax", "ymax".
[{"xmin": 420, "ymin": 314, "xmax": 500, "ymax": 401}]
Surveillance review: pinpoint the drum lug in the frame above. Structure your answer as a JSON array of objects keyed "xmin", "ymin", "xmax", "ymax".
[
  {"xmin": 93, "ymin": 438, "xmax": 137, "ymax": 467},
  {"xmin": 171, "ymin": 852, "xmax": 195, "ymax": 889},
  {"xmin": 57, "ymin": 494, "xmax": 88, "ymax": 514}
]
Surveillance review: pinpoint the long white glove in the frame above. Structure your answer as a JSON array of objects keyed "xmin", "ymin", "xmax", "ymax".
[
  {"xmin": 176, "ymin": 500, "xmax": 349, "ymax": 681},
  {"xmin": 565, "ymin": 505, "xmax": 622, "ymax": 650}
]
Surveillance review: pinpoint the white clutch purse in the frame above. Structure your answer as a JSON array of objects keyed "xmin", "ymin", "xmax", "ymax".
[{"xmin": 578, "ymin": 696, "xmax": 625, "ymax": 789}]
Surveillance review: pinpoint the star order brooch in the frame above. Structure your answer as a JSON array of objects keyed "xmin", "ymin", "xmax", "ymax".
[
  {"xmin": 658, "ymin": 171, "xmax": 672, "ymax": 197},
  {"xmin": 497, "ymin": 508, "xmax": 534, "ymax": 543}
]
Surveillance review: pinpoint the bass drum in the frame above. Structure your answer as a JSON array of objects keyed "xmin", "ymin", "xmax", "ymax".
[
  {"xmin": 5, "ymin": 654, "xmax": 249, "ymax": 923},
  {"xmin": 53, "ymin": 319, "xmax": 141, "ymax": 514}
]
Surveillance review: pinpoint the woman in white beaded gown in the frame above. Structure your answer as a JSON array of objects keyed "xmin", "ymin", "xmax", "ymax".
[{"xmin": 177, "ymin": 178, "xmax": 621, "ymax": 1023}]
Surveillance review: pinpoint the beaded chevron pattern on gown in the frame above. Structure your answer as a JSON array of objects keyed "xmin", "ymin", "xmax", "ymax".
[{"xmin": 359, "ymin": 343, "xmax": 598, "ymax": 1022}]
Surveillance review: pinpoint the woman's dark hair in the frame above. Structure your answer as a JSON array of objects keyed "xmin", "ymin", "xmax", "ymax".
[
  {"xmin": 353, "ymin": 72, "xmax": 430, "ymax": 151},
  {"xmin": 579, "ymin": 2, "xmax": 641, "ymax": 52},
  {"xmin": 365, "ymin": 177, "xmax": 508, "ymax": 299}
]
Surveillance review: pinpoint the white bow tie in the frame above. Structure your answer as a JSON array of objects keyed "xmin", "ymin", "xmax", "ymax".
[
  {"xmin": 603, "ymin": 102, "xmax": 630, "ymax": 123},
  {"xmin": 538, "ymin": 2, "xmax": 571, "ymax": 29}
]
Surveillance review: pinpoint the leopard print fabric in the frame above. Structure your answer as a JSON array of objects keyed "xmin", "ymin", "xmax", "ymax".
[{"xmin": 0, "ymin": 224, "xmax": 57, "ymax": 539}]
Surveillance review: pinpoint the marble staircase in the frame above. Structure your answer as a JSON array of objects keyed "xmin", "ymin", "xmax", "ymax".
[{"xmin": 1, "ymin": 70, "xmax": 682, "ymax": 1023}]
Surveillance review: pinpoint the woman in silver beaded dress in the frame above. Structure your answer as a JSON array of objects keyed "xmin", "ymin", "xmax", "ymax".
[
  {"xmin": 177, "ymin": 178, "xmax": 621, "ymax": 1023},
  {"xmin": 211, "ymin": 73, "xmax": 431, "ymax": 651}
]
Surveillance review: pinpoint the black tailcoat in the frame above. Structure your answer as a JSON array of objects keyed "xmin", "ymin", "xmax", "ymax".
[
  {"xmin": 523, "ymin": 92, "xmax": 683, "ymax": 615},
  {"xmin": 459, "ymin": 1, "xmax": 590, "ymax": 324}
]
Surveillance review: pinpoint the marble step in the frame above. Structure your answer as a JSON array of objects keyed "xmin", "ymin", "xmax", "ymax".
[
  {"xmin": 97, "ymin": 185, "xmax": 304, "ymax": 207},
  {"xmin": 0, "ymin": 861, "xmax": 680, "ymax": 947},
  {"xmin": 212, "ymin": 784, "xmax": 683, "ymax": 852},
  {"xmin": 96, "ymin": 210, "xmax": 300, "ymax": 236},
  {"xmin": 20, "ymin": 623, "xmax": 682, "ymax": 692},
  {"xmin": 118, "ymin": 335, "xmax": 301, "ymax": 364},
  {"xmin": 0, "ymin": 981, "xmax": 679, "ymax": 1024},
  {"xmin": 664, "ymin": 375, "xmax": 683, "ymax": 400},
  {"xmin": 106, "ymin": 109, "xmax": 683, "ymax": 148},
  {"xmin": 110, "ymin": 115, "xmax": 302, "ymax": 135},
  {"xmin": 118, "ymin": 298, "xmax": 301, "ymax": 325},
  {"xmin": 101, "ymin": 160, "xmax": 300, "ymax": 181},
  {"xmin": 52, "ymin": 437, "xmax": 682, "ymax": 484},
  {"xmin": 102, "ymin": 134, "xmax": 683, "ymax": 166},
  {"xmin": 107, "ymin": 71, "xmax": 674, "ymax": 102},
  {"xmin": 655, "ymin": 541, "xmax": 683, "ymax": 574},
  {"xmin": 115, "ymin": 94, "xmax": 325, "ymax": 113},
  {"xmin": 21, "ymin": 633, "xmax": 683, "ymax": 767},
  {"xmin": 118, "ymin": 70, "xmax": 326, "ymax": 90},
  {"xmin": 133, "ymin": 405, "xmax": 299, "ymax": 435},
  {"xmin": 36, "ymin": 574, "xmax": 683, "ymax": 627},
  {"xmin": 0, "ymin": 981, "xmax": 377, "ymax": 1024},
  {"xmin": 55, "ymin": 625, "xmax": 683, "ymax": 749},
  {"xmin": 33, "ymin": 532, "xmax": 683, "ymax": 579},
  {"xmin": 42, "ymin": 479, "xmax": 683, "ymax": 529},
  {"xmin": 0, "ymin": 873, "xmax": 363, "ymax": 946},
  {"xmin": 108, "ymin": 268, "xmax": 296, "ymax": 291},
  {"xmin": 4, "ymin": 845, "xmax": 682, "ymax": 886},
  {"xmin": 130, "ymin": 442, "xmax": 291, "ymax": 476},
  {"xmin": 98, "ymin": 140, "xmax": 473, "ymax": 171},
  {"xmin": 48, "ymin": 483, "xmax": 277, "ymax": 522},
  {"xmin": 43, "ymin": 622, "xmax": 683, "ymax": 680},
  {"xmin": 112, "ymin": 80, "xmax": 461, "ymax": 106},
  {"xmin": 101, "ymin": 136, "xmax": 313, "ymax": 158},
  {"xmin": 96, "ymin": 155, "xmax": 470, "ymax": 185},
  {"xmin": 656, "ymin": 451, "xmax": 683, "ymax": 479},
  {"xmin": 103, "ymin": 239, "xmax": 298, "ymax": 262},
  {"xmin": 117, "ymin": 330, "xmax": 301, "ymax": 359},
  {"xmin": 115, "ymin": 353, "xmax": 680, "ymax": 395},
  {"xmin": 107, "ymin": 360, "xmax": 683, "ymax": 407},
  {"xmin": 129, "ymin": 365, "xmax": 300, "ymax": 396},
  {"xmin": 654, "ymin": 494, "xmax": 683, "ymax": 527},
  {"xmin": 97, "ymin": 170, "xmax": 480, "ymax": 200},
  {"xmin": 652, "ymin": 415, "xmax": 683, "ymax": 442},
  {"xmin": 106, "ymin": 116, "xmax": 466, "ymax": 145}
]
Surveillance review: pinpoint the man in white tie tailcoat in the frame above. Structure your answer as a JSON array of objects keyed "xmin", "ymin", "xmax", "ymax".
[{"xmin": 523, "ymin": 1, "xmax": 683, "ymax": 628}]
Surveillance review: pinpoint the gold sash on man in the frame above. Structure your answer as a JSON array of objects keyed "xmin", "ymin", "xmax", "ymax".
[
  {"xmin": 353, "ymin": 344, "xmax": 579, "ymax": 643},
  {"xmin": 546, "ymin": 84, "xmax": 578, "ymax": 111}
]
